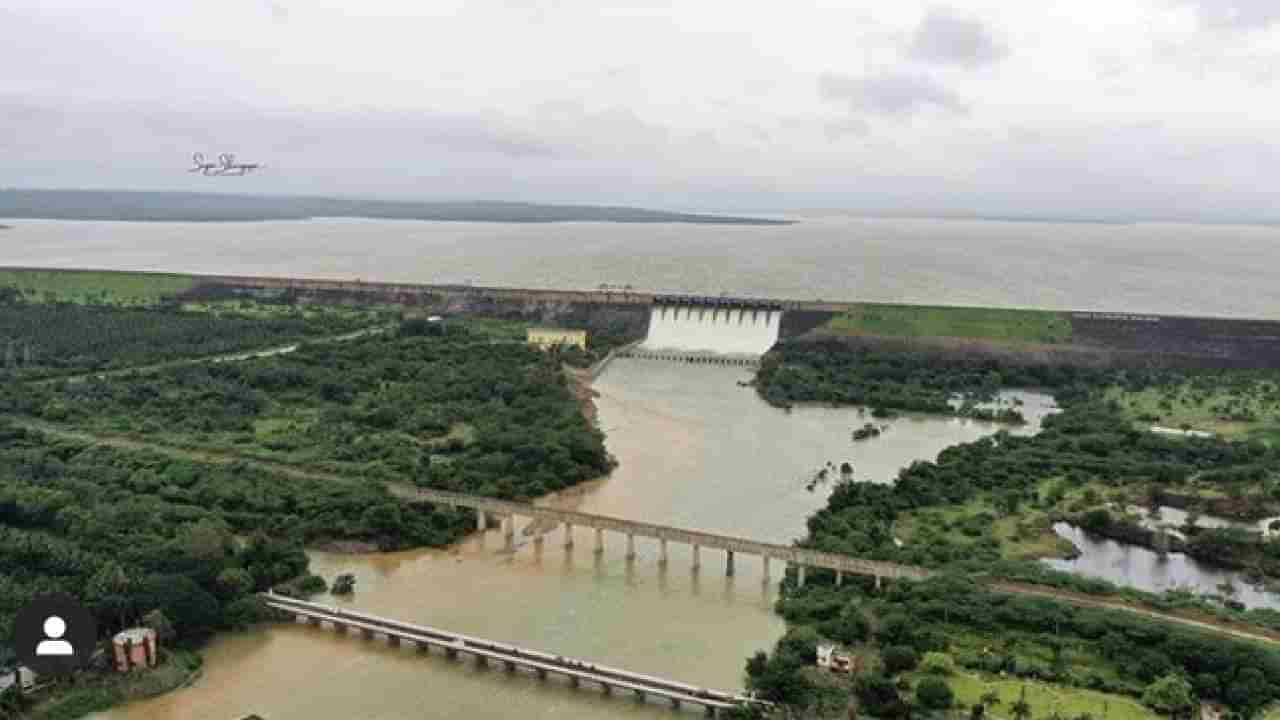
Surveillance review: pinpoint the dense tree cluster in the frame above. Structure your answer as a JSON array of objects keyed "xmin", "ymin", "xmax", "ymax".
[
  {"xmin": 756, "ymin": 341, "xmax": 1101, "ymax": 413},
  {"xmin": 0, "ymin": 300, "xmax": 373, "ymax": 380},
  {"xmin": 755, "ymin": 576, "xmax": 1280, "ymax": 717},
  {"xmin": 0, "ymin": 422, "xmax": 469, "ymax": 663},
  {"xmin": 4, "ymin": 324, "xmax": 615, "ymax": 500}
]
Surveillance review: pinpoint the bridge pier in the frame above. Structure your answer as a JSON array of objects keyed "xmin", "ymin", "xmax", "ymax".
[
  {"xmin": 797, "ymin": 565, "xmax": 806, "ymax": 588},
  {"xmin": 692, "ymin": 544, "xmax": 701, "ymax": 569},
  {"xmin": 634, "ymin": 689, "xmax": 645, "ymax": 702},
  {"xmin": 659, "ymin": 538, "xmax": 668, "ymax": 565},
  {"xmin": 564, "ymin": 523, "xmax": 574, "ymax": 548},
  {"xmin": 875, "ymin": 574, "xmax": 882, "ymax": 592},
  {"xmin": 446, "ymin": 647, "xmax": 458, "ymax": 660},
  {"xmin": 476, "ymin": 508, "xmax": 487, "ymax": 531},
  {"xmin": 594, "ymin": 528, "xmax": 604, "ymax": 554},
  {"xmin": 602, "ymin": 683, "xmax": 612, "ymax": 696},
  {"xmin": 361, "ymin": 627, "xmax": 375, "ymax": 640},
  {"xmin": 762, "ymin": 556, "xmax": 770, "ymax": 579},
  {"xmin": 388, "ymin": 635, "xmax": 401, "ymax": 647},
  {"xmin": 416, "ymin": 640, "xmax": 428, "ymax": 653},
  {"xmin": 626, "ymin": 533, "xmax": 636, "ymax": 559},
  {"xmin": 476, "ymin": 655, "xmax": 488, "ymax": 669},
  {"xmin": 536, "ymin": 667, "xmax": 547, "ymax": 680},
  {"xmin": 504, "ymin": 660, "xmax": 517, "ymax": 673},
  {"xmin": 570, "ymin": 676, "xmax": 580, "ymax": 689},
  {"xmin": 726, "ymin": 551, "xmax": 735, "ymax": 577},
  {"xmin": 836, "ymin": 571, "xmax": 844, "ymax": 587}
]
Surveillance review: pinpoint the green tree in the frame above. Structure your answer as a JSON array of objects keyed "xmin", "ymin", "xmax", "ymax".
[
  {"xmin": 920, "ymin": 651, "xmax": 956, "ymax": 676},
  {"xmin": 882, "ymin": 645, "xmax": 919, "ymax": 675},
  {"xmin": 1142, "ymin": 673, "xmax": 1195, "ymax": 717},
  {"xmin": 917, "ymin": 676, "xmax": 954, "ymax": 710},
  {"xmin": 142, "ymin": 609, "xmax": 176, "ymax": 642}
]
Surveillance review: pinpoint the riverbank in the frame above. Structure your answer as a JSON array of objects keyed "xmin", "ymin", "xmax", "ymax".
[{"xmin": 20, "ymin": 650, "xmax": 203, "ymax": 720}]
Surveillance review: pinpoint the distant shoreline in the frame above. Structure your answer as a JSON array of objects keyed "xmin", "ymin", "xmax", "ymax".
[{"xmin": 0, "ymin": 189, "xmax": 793, "ymax": 226}]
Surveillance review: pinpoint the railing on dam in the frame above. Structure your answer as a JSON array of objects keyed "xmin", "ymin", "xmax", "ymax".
[
  {"xmin": 618, "ymin": 350, "xmax": 761, "ymax": 368},
  {"xmin": 393, "ymin": 485, "xmax": 932, "ymax": 585},
  {"xmin": 261, "ymin": 592, "xmax": 766, "ymax": 716}
]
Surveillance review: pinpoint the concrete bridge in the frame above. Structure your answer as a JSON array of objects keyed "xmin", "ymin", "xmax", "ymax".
[
  {"xmin": 618, "ymin": 350, "xmax": 760, "ymax": 368},
  {"xmin": 396, "ymin": 486, "xmax": 931, "ymax": 588},
  {"xmin": 261, "ymin": 592, "xmax": 768, "ymax": 716}
]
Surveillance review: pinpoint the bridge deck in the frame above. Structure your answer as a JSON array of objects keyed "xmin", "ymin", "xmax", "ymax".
[
  {"xmin": 262, "ymin": 593, "xmax": 758, "ymax": 712},
  {"xmin": 394, "ymin": 486, "xmax": 931, "ymax": 581}
]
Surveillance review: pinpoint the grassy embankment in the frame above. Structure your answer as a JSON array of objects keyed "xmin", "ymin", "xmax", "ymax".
[
  {"xmin": 0, "ymin": 268, "xmax": 196, "ymax": 305},
  {"xmin": 934, "ymin": 672, "xmax": 1158, "ymax": 720},
  {"xmin": 826, "ymin": 303, "xmax": 1073, "ymax": 345}
]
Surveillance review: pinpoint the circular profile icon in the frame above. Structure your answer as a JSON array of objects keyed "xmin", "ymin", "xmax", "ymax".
[{"xmin": 13, "ymin": 594, "xmax": 97, "ymax": 677}]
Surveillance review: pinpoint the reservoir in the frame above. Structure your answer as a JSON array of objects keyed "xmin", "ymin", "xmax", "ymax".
[
  {"xmin": 5, "ymin": 215, "xmax": 1280, "ymax": 319},
  {"xmin": 93, "ymin": 362, "xmax": 1052, "ymax": 720}
]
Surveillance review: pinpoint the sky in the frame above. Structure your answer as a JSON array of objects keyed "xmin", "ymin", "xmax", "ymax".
[{"xmin": 2, "ymin": 0, "xmax": 1278, "ymax": 220}]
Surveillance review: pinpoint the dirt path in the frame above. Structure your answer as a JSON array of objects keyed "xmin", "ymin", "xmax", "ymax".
[
  {"xmin": 29, "ymin": 325, "xmax": 392, "ymax": 385},
  {"xmin": 6, "ymin": 415, "xmax": 1280, "ymax": 649},
  {"xmin": 987, "ymin": 581, "xmax": 1280, "ymax": 647}
]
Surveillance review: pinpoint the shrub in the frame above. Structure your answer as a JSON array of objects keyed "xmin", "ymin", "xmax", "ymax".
[
  {"xmin": 882, "ymin": 645, "xmax": 919, "ymax": 674},
  {"xmin": 917, "ymin": 676, "xmax": 954, "ymax": 709},
  {"xmin": 921, "ymin": 651, "xmax": 956, "ymax": 676}
]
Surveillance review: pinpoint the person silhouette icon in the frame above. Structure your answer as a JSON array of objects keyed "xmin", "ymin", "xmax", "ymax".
[{"xmin": 35, "ymin": 616, "xmax": 74, "ymax": 656}]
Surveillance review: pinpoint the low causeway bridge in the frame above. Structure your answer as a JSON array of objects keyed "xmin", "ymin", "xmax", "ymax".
[
  {"xmin": 261, "ymin": 592, "xmax": 768, "ymax": 716},
  {"xmin": 396, "ymin": 486, "xmax": 932, "ymax": 588}
]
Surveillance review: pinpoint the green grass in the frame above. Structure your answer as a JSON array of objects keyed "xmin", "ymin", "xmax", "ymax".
[
  {"xmin": 0, "ymin": 268, "xmax": 195, "ymax": 305},
  {"xmin": 938, "ymin": 672, "xmax": 1157, "ymax": 720},
  {"xmin": 28, "ymin": 649, "xmax": 202, "ymax": 720},
  {"xmin": 895, "ymin": 490, "xmax": 1078, "ymax": 562},
  {"xmin": 1108, "ymin": 382, "xmax": 1280, "ymax": 441},
  {"xmin": 458, "ymin": 316, "xmax": 535, "ymax": 340},
  {"xmin": 827, "ymin": 303, "xmax": 1073, "ymax": 344}
]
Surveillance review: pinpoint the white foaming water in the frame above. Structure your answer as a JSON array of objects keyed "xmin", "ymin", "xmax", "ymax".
[{"xmin": 641, "ymin": 306, "xmax": 780, "ymax": 355}]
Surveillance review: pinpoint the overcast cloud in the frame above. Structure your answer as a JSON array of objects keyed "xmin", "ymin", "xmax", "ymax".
[
  {"xmin": 910, "ymin": 7, "xmax": 1007, "ymax": 67},
  {"xmin": 2, "ymin": 1, "xmax": 1279, "ymax": 221}
]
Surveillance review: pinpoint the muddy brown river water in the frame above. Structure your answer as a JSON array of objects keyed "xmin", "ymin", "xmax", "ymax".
[{"xmin": 93, "ymin": 361, "xmax": 1053, "ymax": 720}]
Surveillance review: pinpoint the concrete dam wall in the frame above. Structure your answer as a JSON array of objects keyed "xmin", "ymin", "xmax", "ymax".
[{"xmin": 641, "ymin": 306, "xmax": 781, "ymax": 357}]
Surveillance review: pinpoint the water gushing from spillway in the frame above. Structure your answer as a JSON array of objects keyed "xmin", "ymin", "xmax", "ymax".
[{"xmin": 641, "ymin": 306, "xmax": 781, "ymax": 356}]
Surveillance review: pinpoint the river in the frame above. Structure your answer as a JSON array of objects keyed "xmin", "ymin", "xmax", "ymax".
[
  {"xmin": 5, "ymin": 215, "xmax": 1280, "ymax": 318},
  {"xmin": 92, "ymin": 362, "xmax": 1054, "ymax": 720}
]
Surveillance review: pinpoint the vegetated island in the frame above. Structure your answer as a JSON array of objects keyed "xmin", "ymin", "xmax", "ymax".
[{"xmin": 0, "ymin": 189, "xmax": 792, "ymax": 225}]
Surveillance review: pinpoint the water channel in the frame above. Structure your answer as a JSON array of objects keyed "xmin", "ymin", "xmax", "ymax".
[{"xmin": 94, "ymin": 361, "xmax": 1054, "ymax": 720}]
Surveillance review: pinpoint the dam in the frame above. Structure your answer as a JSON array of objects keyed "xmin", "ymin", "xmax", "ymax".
[{"xmin": 631, "ymin": 299, "xmax": 782, "ymax": 363}]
